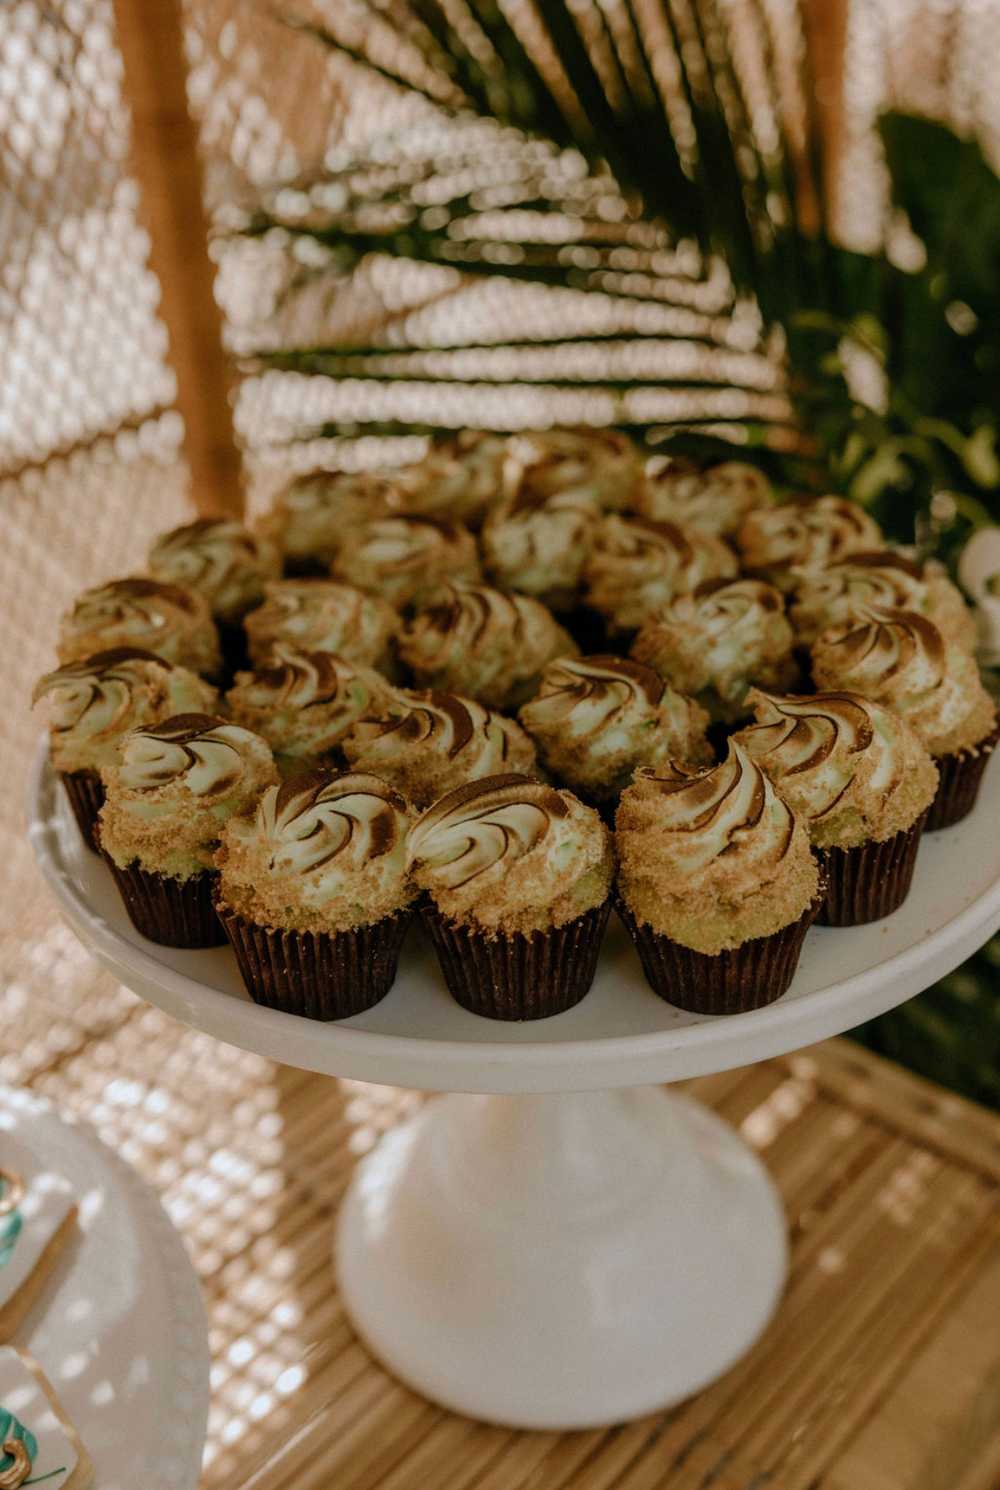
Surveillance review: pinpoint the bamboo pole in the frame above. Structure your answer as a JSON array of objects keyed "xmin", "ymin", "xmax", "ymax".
[
  {"xmin": 800, "ymin": 0, "xmax": 848, "ymax": 235},
  {"xmin": 111, "ymin": 0, "xmax": 244, "ymax": 518}
]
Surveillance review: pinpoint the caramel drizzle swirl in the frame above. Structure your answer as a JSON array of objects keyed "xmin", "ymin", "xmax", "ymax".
[
  {"xmin": 237, "ymin": 646, "xmax": 351, "ymax": 709},
  {"xmin": 359, "ymin": 691, "xmax": 495, "ymax": 760},
  {"xmin": 408, "ymin": 773, "xmax": 569, "ymax": 888},
  {"xmin": 529, "ymin": 655, "xmax": 665, "ymax": 721},
  {"xmin": 740, "ymin": 690, "xmax": 883, "ymax": 820},
  {"xmin": 66, "ymin": 577, "xmax": 202, "ymax": 626},
  {"xmin": 821, "ymin": 605, "xmax": 946, "ymax": 685},
  {"xmin": 121, "ymin": 713, "xmax": 245, "ymax": 793},
  {"xmin": 265, "ymin": 769, "xmax": 406, "ymax": 870},
  {"xmin": 635, "ymin": 743, "xmax": 795, "ymax": 861},
  {"xmin": 412, "ymin": 582, "xmax": 528, "ymax": 653},
  {"xmin": 33, "ymin": 648, "xmax": 168, "ymax": 730}
]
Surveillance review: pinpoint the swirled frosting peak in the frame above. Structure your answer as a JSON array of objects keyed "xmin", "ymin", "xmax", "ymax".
[
  {"xmin": 217, "ymin": 769, "xmax": 416, "ymax": 933},
  {"xmin": 736, "ymin": 496, "xmax": 883, "ymax": 591},
  {"xmin": 57, "ymin": 576, "xmax": 221, "ymax": 677},
  {"xmin": 148, "ymin": 518, "xmax": 281, "ymax": 622},
  {"xmin": 810, "ymin": 605, "xmax": 996, "ymax": 757},
  {"xmin": 790, "ymin": 549, "xmax": 976, "ymax": 648},
  {"xmin": 737, "ymin": 689, "xmax": 938, "ymax": 847},
  {"xmin": 504, "ymin": 427, "xmax": 643, "ymax": 510},
  {"xmin": 482, "ymin": 472, "xmax": 601, "ymax": 608},
  {"xmin": 583, "ymin": 515, "xmax": 738, "ymax": 631},
  {"xmin": 631, "ymin": 577, "xmax": 795, "ymax": 717},
  {"xmin": 331, "ymin": 515, "xmax": 480, "ymax": 609},
  {"xmin": 116, "ymin": 715, "xmax": 264, "ymax": 795},
  {"xmin": 398, "ymin": 581, "xmax": 577, "ymax": 709},
  {"xmin": 243, "ymin": 579, "xmax": 398, "ymax": 672},
  {"xmin": 616, "ymin": 741, "xmax": 819, "ymax": 953},
  {"xmin": 637, "ymin": 457, "xmax": 774, "ymax": 536},
  {"xmin": 33, "ymin": 648, "xmax": 217, "ymax": 772},
  {"xmin": 518, "ymin": 654, "xmax": 711, "ymax": 800},
  {"xmin": 390, "ymin": 431, "xmax": 509, "ymax": 527},
  {"xmin": 342, "ymin": 688, "xmax": 537, "ymax": 806},
  {"xmin": 225, "ymin": 645, "xmax": 394, "ymax": 765},
  {"xmin": 99, "ymin": 714, "xmax": 278, "ymax": 879},
  {"xmin": 260, "ymin": 469, "xmax": 397, "ymax": 566},
  {"xmin": 408, "ymin": 773, "xmax": 613, "ymax": 935}
]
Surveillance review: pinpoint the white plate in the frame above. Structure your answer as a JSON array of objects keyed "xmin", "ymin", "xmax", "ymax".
[
  {"xmin": 29, "ymin": 740, "xmax": 1000, "ymax": 1093},
  {"xmin": 0, "ymin": 1084, "xmax": 209, "ymax": 1489}
]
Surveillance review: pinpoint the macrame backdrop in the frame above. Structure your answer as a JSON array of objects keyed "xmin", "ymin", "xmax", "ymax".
[{"xmin": 2, "ymin": 2, "xmax": 999, "ymax": 1114}]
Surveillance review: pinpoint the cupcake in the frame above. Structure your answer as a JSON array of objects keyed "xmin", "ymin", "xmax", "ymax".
[
  {"xmin": 811, "ymin": 606, "xmax": 998, "ymax": 829},
  {"xmin": 243, "ymin": 579, "xmax": 398, "ymax": 674},
  {"xmin": 33, "ymin": 648, "xmax": 218, "ymax": 851},
  {"xmin": 398, "ymin": 581, "xmax": 577, "ymax": 709},
  {"xmin": 408, "ymin": 774, "xmax": 614, "ymax": 1020},
  {"xmin": 330, "ymin": 515, "xmax": 480, "ymax": 610},
  {"xmin": 505, "ymin": 427, "xmax": 644, "ymax": 511},
  {"xmin": 215, "ymin": 770, "xmax": 417, "ymax": 1019},
  {"xmin": 57, "ymin": 577, "xmax": 222, "ymax": 679},
  {"xmin": 789, "ymin": 549, "xmax": 977, "ymax": 649},
  {"xmin": 481, "ymin": 474, "xmax": 601, "ymax": 613},
  {"xmin": 391, "ymin": 430, "xmax": 509, "ymax": 528},
  {"xmin": 735, "ymin": 495, "xmax": 883, "ymax": 592},
  {"xmin": 583, "ymin": 515, "xmax": 738, "ymax": 635},
  {"xmin": 225, "ymin": 645, "xmax": 396, "ymax": 777},
  {"xmin": 518, "ymin": 654, "xmax": 711, "ymax": 810},
  {"xmin": 98, "ymin": 714, "xmax": 278, "ymax": 947},
  {"xmin": 259, "ymin": 469, "xmax": 397, "ymax": 573},
  {"xmin": 737, "ymin": 689, "xmax": 938, "ymax": 924},
  {"xmin": 147, "ymin": 518, "xmax": 282, "ymax": 673},
  {"xmin": 342, "ymin": 688, "xmax": 537, "ymax": 807},
  {"xmin": 635, "ymin": 457, "xmax": 774, "ymax": 536},
  {"xmin": 631, "ymin": 578, "xmax": 797, "ymax": 723},
  {"xmin": 616, "ymin": 741, "xmax": 821, "ymax": 1013}
]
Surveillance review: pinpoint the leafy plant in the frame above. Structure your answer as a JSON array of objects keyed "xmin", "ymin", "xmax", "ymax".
[{"xmin": 240, "ymin": 2, "xmax": 1000, "ymax": 1102}]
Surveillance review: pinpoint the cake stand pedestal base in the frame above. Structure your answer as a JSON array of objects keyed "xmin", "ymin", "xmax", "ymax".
[{"xmin": 336, "ymin": 1085, "xmax": 787, "ymax": 1429}]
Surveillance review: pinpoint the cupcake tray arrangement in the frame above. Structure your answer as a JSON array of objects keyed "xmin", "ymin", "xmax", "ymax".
[{"xmin": 29, "ymin": 429, "xmax": 1000, "ymax": 1428}]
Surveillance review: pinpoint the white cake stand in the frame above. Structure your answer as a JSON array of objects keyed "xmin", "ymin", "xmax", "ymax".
[{"xmin": 29, "ymin": 743, "xmax": 1000, "ymax": 1429}]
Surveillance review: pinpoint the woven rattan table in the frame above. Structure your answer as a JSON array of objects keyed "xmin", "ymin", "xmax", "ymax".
[{"xmin": 8, "ymin": 996, "xmax": 1000, "ymax": 1490}]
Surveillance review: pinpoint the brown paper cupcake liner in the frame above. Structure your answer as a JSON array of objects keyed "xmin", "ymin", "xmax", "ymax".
[
  {"xmin": 101, "ymin": 855, "xmax": 226, "ymax": 948},
  {"xmin": 423, "ymin": 898, "xmax": 612, "ymax": 1020},
  {"xmin": 815, "ymin": 812, "xmax": 928, "ymax": 927},
  {"xmin": 617, "ymin": 892, "xmax": 821, "ymax": 1016},
  {"xmin": 60, "ymin": 768, "xmax": 104, "ymax": 853},
  {"xmin": 216, "ymin": 901, "xmax": 413, "ymax": 1020},
  {"xmin": 926, "ymin": 720, "xmax": 1000, "ymax": 832}
]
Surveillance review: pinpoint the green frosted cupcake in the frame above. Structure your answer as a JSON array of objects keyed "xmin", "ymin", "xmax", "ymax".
[
  {"xmin": 616, "ymin": 742, "xmax": 821, "ymax": 1013},
  {"xmin": 635, "ymin": 457, "xmax": 774, "ymax": 537},
  {"xmin": 737, "ymin": 689, "xmax": 938, "ymax": 924},
  {"xmin": 243, "ymin": 579, "xmax": 398, "ymax": 674},
  {"xmin": 57, "ymin": 577, "xmax": 222, "ymax": 679},
  {"xmin": 216, "ymin": 769, "xmax": 417, "ymax": 1019},
  {"xmin": 408, "ymin": 774, "xmax": 614, "ymax": 1019},
  {"xmin": 518, "ymin": 654, "xmax": 711, "ymax": 808},
  {"xmin": 631, "ymin": 578, "xmax": 796, "ymax": 722},
  {"xmin": 342, "ymin": 688, "xmax": 537, "ymax": 807},
  {"xmin": 33, "ymin": 648, "xmax": 218, "ymax": 850},
  {"xmin": 583, "ymin": 515, "xmax": 737, "ymax": 635},
  {"xmin": 98, "ymin": 714, "xmax": 278, "ymax": 946},
  {"xmin": 225, "ymin": 645, "xmax": 396, "ymax": 777},
  {"xmin": 399, "ymin": 581, "xmax": 577, "ymax": 709},
  {"xmin": 330, "ymin": 515, "xmax": 480, "ymax": 609}
]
